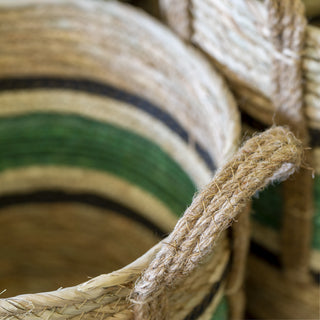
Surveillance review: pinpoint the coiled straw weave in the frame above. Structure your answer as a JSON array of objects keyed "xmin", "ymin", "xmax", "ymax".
[
  {"xmin": 0, "ymin": 125, "xmax": 303, "ymax": 319},
  {"xmin": 0, "ymin": 0, "xmax": 246, "ymax": 319}
]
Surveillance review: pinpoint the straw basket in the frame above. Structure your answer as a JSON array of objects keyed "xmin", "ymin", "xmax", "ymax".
[
  {"xmin": 161, "ymin": 0, "xmax": 320, "ymax": 318},
  {"xmin": 0, "ymin": 0, "xmax": 250, "ymax": 319}
]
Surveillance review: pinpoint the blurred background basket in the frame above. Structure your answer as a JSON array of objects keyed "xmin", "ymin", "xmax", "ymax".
[{"xmin": 160, "ymin": 0, "xmax": 320, "ymax": 319}]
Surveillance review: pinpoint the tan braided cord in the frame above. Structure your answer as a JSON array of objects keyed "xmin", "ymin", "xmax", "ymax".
[{"xmin": 131, "ymin": 126, "xmax": 303, "ymax": 320}]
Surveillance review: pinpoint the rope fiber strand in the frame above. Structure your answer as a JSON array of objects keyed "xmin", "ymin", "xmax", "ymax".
[{"xmin": 131, "ymin": 126, "xmax": 304, "ymax": 320}]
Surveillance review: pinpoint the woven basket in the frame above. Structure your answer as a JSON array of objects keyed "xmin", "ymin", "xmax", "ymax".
[
  {"xmin": 0, "ymin": 114, "xmax": 304, "ymax": 319},
  {"xmin": 0, "ymin": 0, "xmax": 249, "ymax": 319},
  {"xmin": 161, "ymin": 0, "xmax": 320, "ymax": 319}
]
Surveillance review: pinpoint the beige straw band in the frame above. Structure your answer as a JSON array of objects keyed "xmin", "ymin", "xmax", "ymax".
[
  {"xmin": 131, "ymin": 126, "xmax": 303, "ymax": 319},
  {"xmin": 0, "ymin": 202, "xmax": 162, "ymax": 298},
  {"xmin": 265, "ymin": 0, "xmax": 314, "ymax": 281},
  {"xmin": 0, "ymin": 231, "xmax": 230, "ymax": 319},
  {"xmin": 0, "ymin": 89, "xmax": 212, "ymax": 189},
  {"xmin": 0, "ymin": 166, "xmax": 178, "ymax": 233},
  {"xmin": 266, "ymin": 0, "xmax": 307, "ymax": 137},
  {"xmin": 174, "ymin": 0, "xmax": 320, "ymax": 130},
  {"xmin": 160, "ymin": 0, "xmax": 191, "ymax": 40},
  {"xmin": 0, "ymin": 0, "xmax": 241, "ymax": 167}
]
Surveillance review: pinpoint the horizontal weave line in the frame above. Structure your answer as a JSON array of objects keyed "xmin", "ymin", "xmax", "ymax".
[
  {"xmin": 0, "ymin": 77, "xmax": 216, "ymax": 172},
  {"xmin": 0, "ymin": 190, "xmax": 167, "ymax": 238},
  {"xmin": 250, "ymin": 241, "xmax": 320, "ymax": 284}
]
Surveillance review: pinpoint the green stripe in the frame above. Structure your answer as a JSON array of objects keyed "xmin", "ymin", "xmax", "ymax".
[
  {"xmin": 252, "ymin": 178, "xmax": 320, "ymax": 250},
  {"xmin": 0, "ymin": 113, "xmax": 196, "ymax": 216},
  {"xmin": 252, "ymin": 182, "xmax": 283, "ymax": 230},
  {"xmin": 211, "ymin": 297, "xmax": 228, "ymax": 320}
]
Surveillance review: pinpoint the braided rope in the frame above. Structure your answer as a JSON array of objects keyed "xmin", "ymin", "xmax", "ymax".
[{"xmin": 131, "ymin": 126, "xmax": 304, "ymax": 319}]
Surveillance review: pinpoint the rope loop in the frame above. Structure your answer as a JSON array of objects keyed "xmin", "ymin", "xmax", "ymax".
[{"xmin": 131, "ymin": 126, "xmax": 304, "ymax": 319}]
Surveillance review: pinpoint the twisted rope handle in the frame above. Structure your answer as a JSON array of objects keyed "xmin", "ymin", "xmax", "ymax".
[{"xmin": 131, "ymin": 127, "xmax": 304, "ymax": 319}]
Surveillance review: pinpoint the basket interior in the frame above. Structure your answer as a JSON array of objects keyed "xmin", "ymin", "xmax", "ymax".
[{"xmin": 0, "ymin": 0, "xmax": 240, "ymax": 299}]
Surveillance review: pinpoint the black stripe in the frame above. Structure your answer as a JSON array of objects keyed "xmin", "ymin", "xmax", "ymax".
[
  {"xmin": 309, "ymin": 129, "xmax": 320, "ymax": 147},
  {"xmin": 184, "ymin": 282, "xmax": 221, "ymax": 320},
  {"xmin": 0, "ymin": 77, "xmax": 216, "ymax": 171},
  {"xmin": 312, "ymin": 272, "xmax": 320, "ymax": 284},
  {"xmin": 250, "ymin": 241, "xmax": 320, "ymax": 285},
  {"xmin": 241, "ymin": 111, "xmax": 267, "ymax": 131},
  {"xmin": 184, "ymin": 258, "xmax": 230, "ymax": 320},
  {"xmin": 250, "ymin": 241, "xmax": 281, "ymax": 268},
  {"xmin": 241, "ymin": 110, "xmax": 320, "ymax": 147},
  {"xmin": 0, "ymin": 190, "xmax": 167, "ymax": 238}
]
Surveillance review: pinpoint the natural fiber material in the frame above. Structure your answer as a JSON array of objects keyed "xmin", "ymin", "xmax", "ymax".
[
  {"xmin": 245, "ymin": 122, "xmax": 320, "ymax": 272},
  {"xmin": 247, "ymin": 255, "xmax": 319, "ymax": 319},
  {"xmin": 131, "ymin": 126, "xmax": 303, "ymax": 319},
  {"xmin": 160, "ymin": 0, "xmax": 319, "ymax": 318},
  {"xmin": 161, "ymin": 0, "xmax": 320, "ymax": 130},
  {"xmin": 0, "ymin": 3, "xmax": 240, "ymax": 167},
  {"xmin": 303, "ymin": 0, "xmax": 320, "ymax": 17},
  {"xmin": 160, "ymin": 0, "xmax": 192, "ymax": 40},
  {"xmin": 225, "ymin": 204, "xmax": 250, "ymax": 296},
  {"xmin": 265, "ymin": 0, "xmax": 307, "ymax": 137},
  {"xmin": 265, "ymin": 0, "xmax": 313, "ymax": 280},
  {"xmin": 0, "ymin": 202, "xmax": 161, "ymax": 298},
  {"xmin": 0, "ymin": 1, "xmax": 245, "ymax": 319},
  {"xmin": 0, "ymin": 126, "xmax": 303, "ymax": 319}
]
